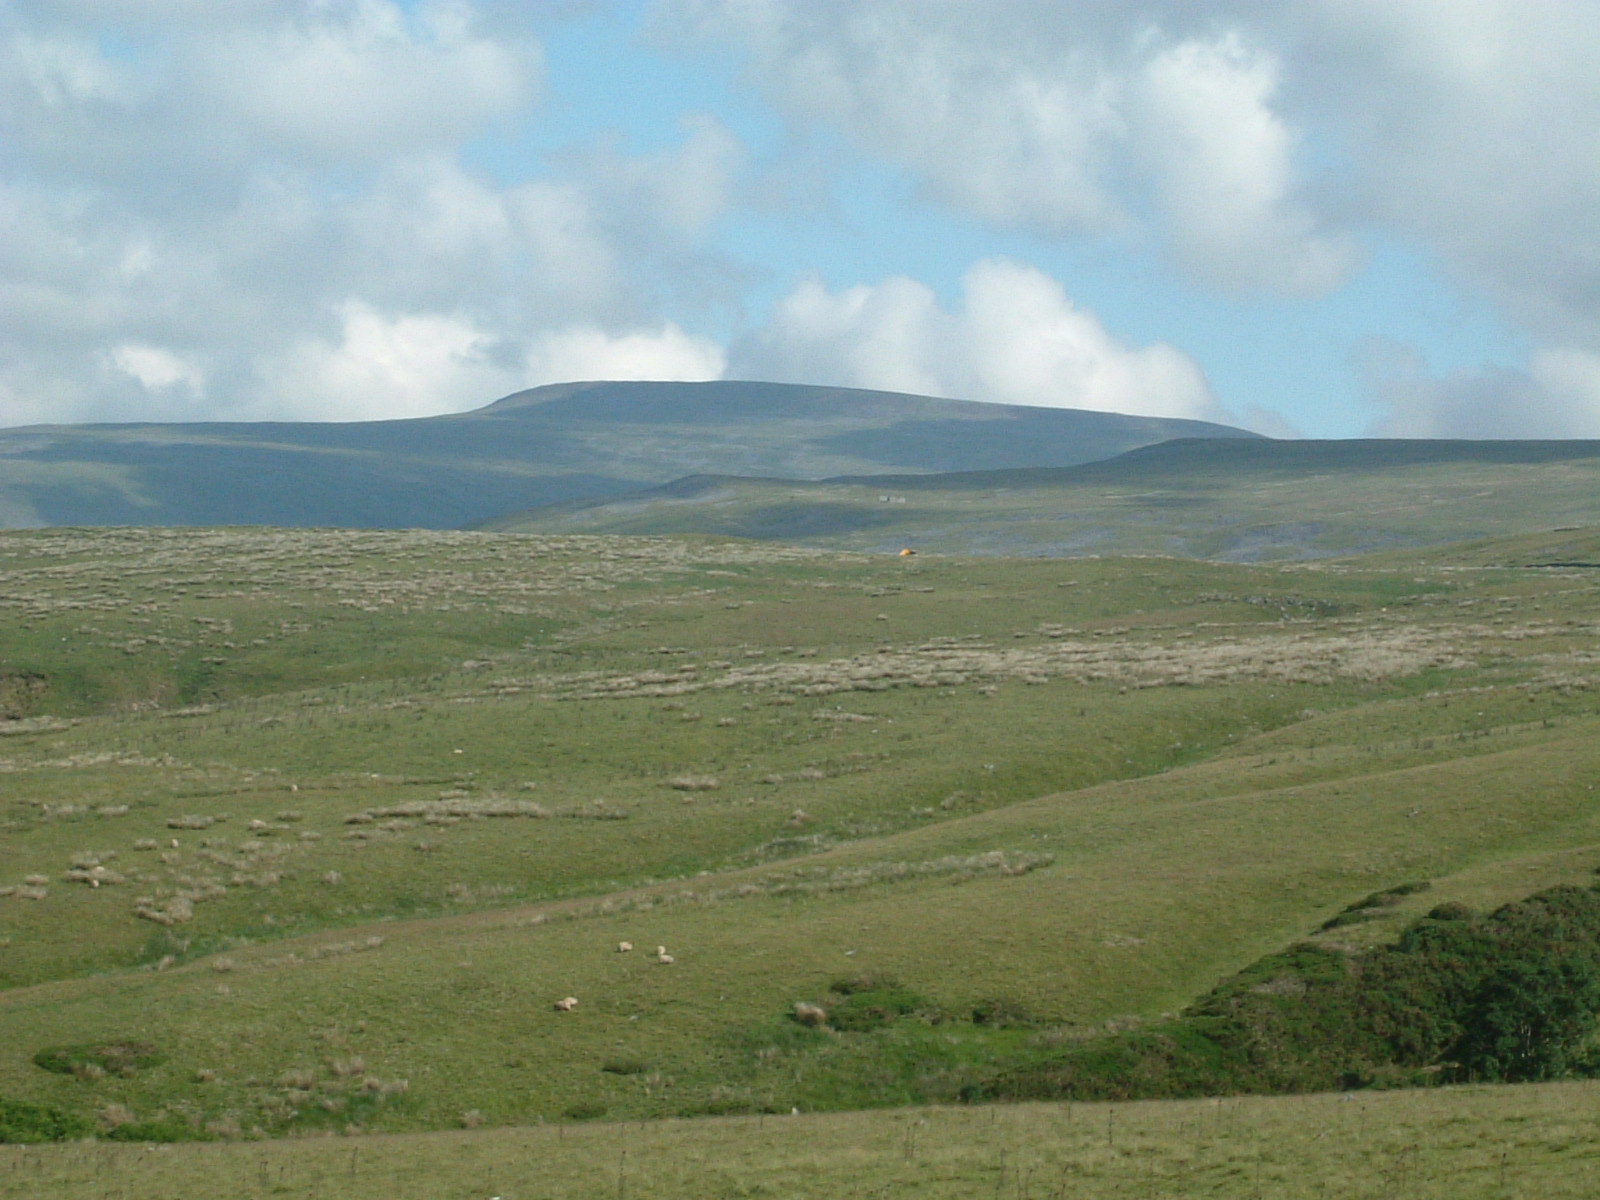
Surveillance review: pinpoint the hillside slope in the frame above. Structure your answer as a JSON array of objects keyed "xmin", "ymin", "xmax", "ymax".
[
  {"xmin": 0, "ymin": 381, "xmax": 1255, "ymax": 529},
  {"xmin": 3, "ymin": 524, "xmax": 1600, "ymax": 1139},
  {"xmin": 487, "ymin": 437, "xmax": 1600, "ymax": 560}
]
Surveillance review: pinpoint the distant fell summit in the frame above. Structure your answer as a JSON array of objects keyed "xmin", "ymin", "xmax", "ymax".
[{"xmin": 0, "ymin": 380, "xmax": 1257, "ymax": 529}]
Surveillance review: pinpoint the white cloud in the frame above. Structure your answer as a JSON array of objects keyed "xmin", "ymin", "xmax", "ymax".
[
  {"xmin": 110, "ymin": 343, "xmax": 205, "ymax": 394},
  {"xmin": 737, "ymin": 274, "xmax": 948, "ymax": 399},
  {"xmin": 525, "ymin": 324, "xmax": 726, "ymax": 386},
  {"xmin": 0, "ymin": 2, "xmax": 749, "ymax": 426},
  {"xmin": 655, "ymin": 1, "xmax": 1350, "ymax": 295},
  {"xmin": 1365, "ymin": 343, "xmax": 1600, "ymax": 439},
  {"xmin": 256, "ymin": 307, "xmax": 726, "ymax": 423},
  {"xmin": 260, "ymin": 302, "xmax": 512, "ymax": 422},
  {"xmin": 734, "ymin": 259, "xmax": 1220, "ymax": 420},
  {"xmin": 203, "ymin": 1, "xmax": 537, "ymax": 165},
  {"xmin": 565, "ymin": 115, "xmax": 745, "ymax": 248},
  {"xmin": 660, "ymin": 0, "xmax": 1600, "ymax": 419},
  {"xmin": 10, "ymin": 29, "xmax": 138, "ymax": 107},
  {"xmin": 1131, "ymin": 33, "xmax": 1354, "ymax": 295}
]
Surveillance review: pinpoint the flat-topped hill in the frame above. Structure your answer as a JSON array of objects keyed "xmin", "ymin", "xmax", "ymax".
[{"xmin": 0, "ymin": 381, "xmax": 1256, "ymax": 529}]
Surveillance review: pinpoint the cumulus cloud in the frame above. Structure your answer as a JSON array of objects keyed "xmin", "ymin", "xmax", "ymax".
[
  {"xmin": 659, "ymin": 0, "xmax": 1600, "ymax": 434},
  {"xmin": 254, "ymin": 308, "xmax": 724, "ymax": 423},
  {"xmin": 8, "ymin": 0, "xmax": 1599, "ymax": 439},
  {"xmin": 525, "ymin": 324, "xmax": 727, "ymax": 386},
  {"xmin": 733, "ymin": 259, "xmax": 1220, "ymax": 420},
  {"xmin": 655, "ymin": 1, "xmax": 1352, "ymax": 296},
  {"xmin": 0, "ymin": 1, "xmax": 746, "ymax": 427},
  {"xmin": 110, "ymin": 344, "xmax": 206, "ymax": 396},
  {"xmin": 257, "ymin": 302, "xmax": 510, "ymax": 423},
  {"xmin": 1365, "ymin": 344, "xmax": 1600, "ymax": 440},
  {"xmin": 202, "ymin": 2, "xmax": 535, "ymax": 165},
  {"xmin": 1130, "ymin": 32, "xmax": 1354, "ymax": 294}
]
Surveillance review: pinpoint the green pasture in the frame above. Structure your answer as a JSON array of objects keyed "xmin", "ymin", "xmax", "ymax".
[
  {"xmin": 1, "ymin": 524, "xmax": 1599, "ymax": 1174},
  {"xmin": 6, "ymin": 1083, "xmax": 1600, "ymax": 1199},
  {"xmin": 492, "ymin": 448, "xmax": 1600, "ymax": 560}
]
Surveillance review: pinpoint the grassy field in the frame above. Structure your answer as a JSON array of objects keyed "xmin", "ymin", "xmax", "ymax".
[
  {"xmin": 6, "ymin": 1083, "xmax": 1600, "ymax": 1198},
  {"xmin": 2, "ymin": 522, "xmax": 1600, "ymax": 1188},
  {"xmin": 489, "ymin": 440, "xmax": 1600, "ymax": 560}
]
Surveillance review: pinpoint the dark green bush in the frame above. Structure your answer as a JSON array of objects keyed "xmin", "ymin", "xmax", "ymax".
[
  {"xmin": 827, "ymin": 979, "xmax": 938, "ymax": 1032},
  {"xmin": 33, "ymin": 1042, "xmax": 165, "ymax": 1079},
  {"xmin": 982, "ymin": 883, "xmax": 1600, "ymax": 1102},
  {"xmin": 1320, "ymin": 881, "xmax": 1433, "ymax": 930},
  {"xmin": 0, "ymin": 1098, "xmax": 92, "ymax": 1143},
  {"xmin": 104, "ymin": 1117, "xmax": 200, "ymax": 1143},
  {"xmin": 1455, "ymin": 956, "xmax": 1600, "ymax": 1081}
]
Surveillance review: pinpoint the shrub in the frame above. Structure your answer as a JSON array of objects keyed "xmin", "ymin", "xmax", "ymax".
[
  {"xmin": 34, "ymin": 1042, "xmax": 165, "ymax": 1079},
  {"xmin": 1454, "ymin": 956, "xmax": 1600, "ymax": 1081},
  {"xmin": 826, "ymin": 976, "xmax": 940, "ymax": 1032},
  {"xmin": 104, "ymin": 1116, "xmax": 200, "ymax": 1143},
  {"xmin": 979, "ymin": 883, "xmax": 1600, "ymax": 1102},
  {"xmin": 0, "ymin": 1098, "xmax": 92, "ymax": 1143}
]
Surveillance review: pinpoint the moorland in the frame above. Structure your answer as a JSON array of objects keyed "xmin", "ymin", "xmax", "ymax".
[{"xmin": 2, "ymin": 513, "xmax": 1600, "ymax": 1195}]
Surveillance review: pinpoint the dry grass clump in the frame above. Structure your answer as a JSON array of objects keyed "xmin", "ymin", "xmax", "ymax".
[
  {"xmin": 667, "ymin": 775, "xmax": 719, "ymax": 792},
  {"xmin": 97, "ymin": 1103, "xmax": 137, "ymax": 1131},
  {"xmin": 307, "ymin": 935, "xmax": 384, "ymax": 961},
  {"xmin": 133, "ymin": 895, "xmax": 195, "ymax": 926},
  {"xmin": 167, "ymin": 814, "xmax": 220, "ymax": 830},
  {"xmin": 552, "ymin": 621, "xmax": 1485, "ymax": 702},
  {"xmin": 64, "ymin": 864, "xmax": 126, "ymax": 886},
  {"xmin": 345, "ymin": 794, "xmax": 627, "ymax": 825}
]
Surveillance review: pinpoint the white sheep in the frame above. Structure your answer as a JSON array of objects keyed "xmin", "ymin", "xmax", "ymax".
[
  {"xmin": 617, "ymin": 941, "xmax": 633, "ymax": 953},
  {"xmin": 553, "ymin": 996, "xmax": 578, "ymax": 1012},
  {"xmin": 654, "ymin": 945, "xmax": 674, "ymax": 964}
]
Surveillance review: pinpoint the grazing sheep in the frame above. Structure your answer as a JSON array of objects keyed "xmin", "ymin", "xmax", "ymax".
[
  {"xmin": 617, "ymin": 941, "xmax": 633, "ymax": 953},
  {"xmin": 553, "ymin": 996, "xmax": 578, "ymax": 1012},
  {"xmin": 792, "ymin": 1002, "xmax": 827, "ymax": 1028},
  {"xmin": 654, "ymin": 946, "xmax": 675, "ymax": 964}
]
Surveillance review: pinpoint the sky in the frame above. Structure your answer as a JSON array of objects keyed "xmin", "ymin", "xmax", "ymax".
[{"xmin": 2, "ymin": 1, "xmax": 1598, "ymax": 440}]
